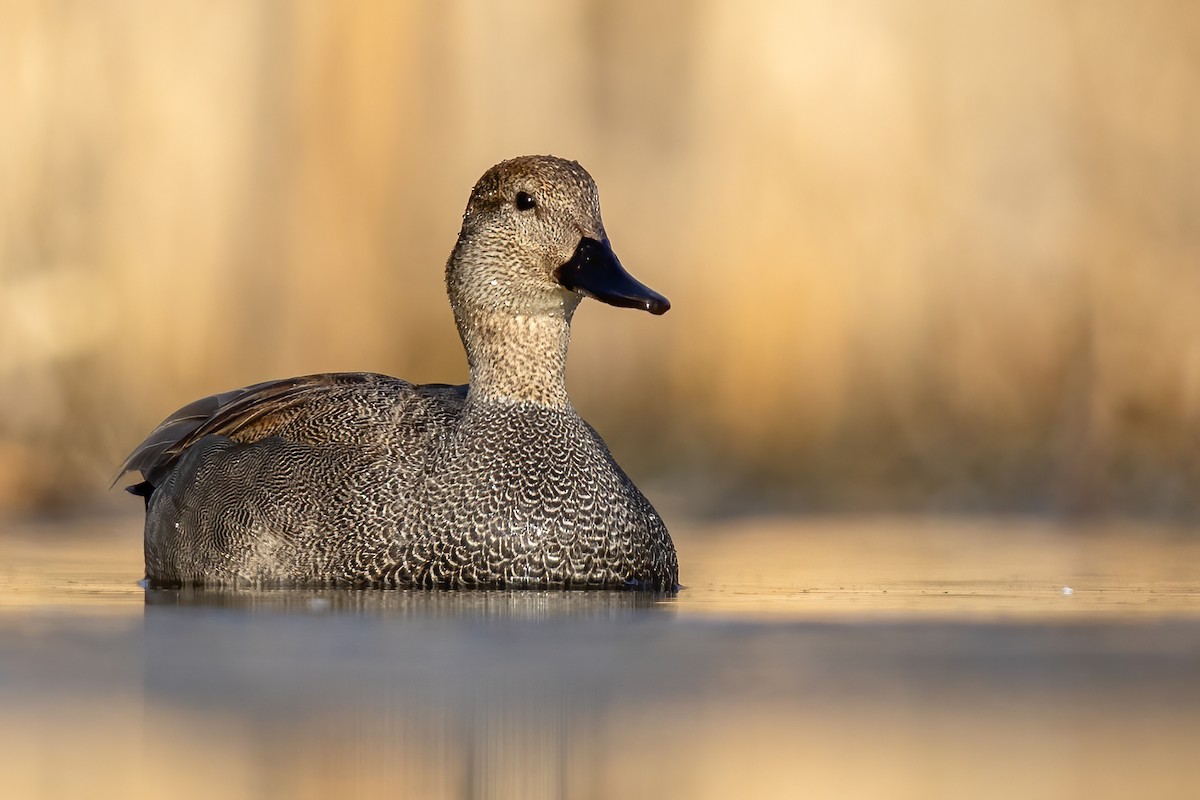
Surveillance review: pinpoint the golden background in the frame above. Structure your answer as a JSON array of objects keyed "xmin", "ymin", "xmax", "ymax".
[{"xmin": 2, "ymin": 0, "xmax": 1198, "ymax": 515}]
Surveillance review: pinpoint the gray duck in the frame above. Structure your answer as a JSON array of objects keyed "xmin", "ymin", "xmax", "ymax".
[{"xmin": 118, "ymin": 155, "xmax": 679, "ymax": 590}]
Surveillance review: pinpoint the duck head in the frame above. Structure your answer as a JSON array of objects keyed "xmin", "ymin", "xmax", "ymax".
[{"xmin": 446, "ymin": 156, "xmax": 670, "ymax": 324}]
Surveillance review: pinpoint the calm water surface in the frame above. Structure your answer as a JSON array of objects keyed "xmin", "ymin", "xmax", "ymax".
[{"xmin": 1, "ymin": 513, "xmax": 1198, "ymax": 799}]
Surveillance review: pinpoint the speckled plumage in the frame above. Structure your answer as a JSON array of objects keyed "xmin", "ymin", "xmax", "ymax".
[{"xmin": 119, "ymin": 156, "xmax": 679, "ymax": 590}]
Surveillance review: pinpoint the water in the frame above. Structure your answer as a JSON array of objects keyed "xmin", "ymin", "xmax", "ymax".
[{"xmin": 1, "ymin": 514, "xmax": 1199, "ymax": 799}]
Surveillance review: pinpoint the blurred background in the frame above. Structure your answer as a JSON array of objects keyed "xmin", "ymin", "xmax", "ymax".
[{"xmin": 2, "ymin": 0, "xmax": 1199, "ymax": 518}]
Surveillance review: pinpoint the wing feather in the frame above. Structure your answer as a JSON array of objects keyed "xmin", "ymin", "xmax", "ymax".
[{"xmin": 114, "ymin": 373, "xmax": 385, "ymax": 487}]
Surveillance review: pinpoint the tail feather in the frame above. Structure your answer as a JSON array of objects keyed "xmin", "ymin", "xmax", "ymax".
[{"xmin": 125, "ymin": 480, "xmax": 155, "ymax": 510}]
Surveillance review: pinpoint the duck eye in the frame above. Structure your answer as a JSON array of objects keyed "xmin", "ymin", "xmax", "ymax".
[{"xmin": 514, "ymin": 191, "xmax": 537, "ymax": 211}]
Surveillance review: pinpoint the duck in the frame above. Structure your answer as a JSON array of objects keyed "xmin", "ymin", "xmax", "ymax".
[{"xmin": 118, "ymin": 155, "xmax": 679, "ymax": 591}]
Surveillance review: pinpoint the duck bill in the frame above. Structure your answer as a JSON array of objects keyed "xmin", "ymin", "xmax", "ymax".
[{"xmin": 556, "ymin": 237, "xmax": 670, "ymax": 315}]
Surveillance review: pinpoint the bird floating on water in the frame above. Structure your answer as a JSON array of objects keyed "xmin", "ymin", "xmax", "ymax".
[{"xmin": 118, "ymin": 155, "xmax": 679, "ymax": 591}]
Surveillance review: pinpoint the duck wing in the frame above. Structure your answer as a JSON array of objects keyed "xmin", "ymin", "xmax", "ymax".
[{"xmin": 116, "ymin": 373, "xmax": 464, "ymax": 488}]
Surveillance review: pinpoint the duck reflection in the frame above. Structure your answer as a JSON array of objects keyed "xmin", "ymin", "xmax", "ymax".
[
  {"xmin": 144, "ymin": 587, "xmax": 676, "ymax": 617},
  {"xmin": 140, "ymin": 588, "xmax": 684, "ymax": 797}
]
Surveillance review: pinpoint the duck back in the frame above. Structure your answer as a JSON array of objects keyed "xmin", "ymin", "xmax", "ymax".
[{"xmin": 139, "ymin": 379, "xmax": 676, "ymax": 589}]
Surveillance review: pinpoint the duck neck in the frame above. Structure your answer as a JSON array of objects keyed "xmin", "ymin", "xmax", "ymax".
[{"xmin": 457, "ymin": 309, "xmax": 575, "ymax": 409}]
